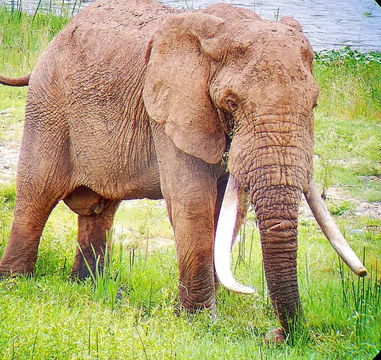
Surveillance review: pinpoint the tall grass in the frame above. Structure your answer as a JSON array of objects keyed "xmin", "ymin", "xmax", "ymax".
[
  {"xmin": 2, "ymin": 202, "xmax": 378, "ymax": 358},
  {"xmin": 0, "ymin": 7, "xmax": 68, "ymax": 72},
  {"xmin": 0, "ymin": 6, "xmax": 68, "ymax": 119},
  {"xmin": 79, "ymin": 236, "xmax": 124, "ymax": 310},
  {"xmin": 313, "ymin": 49, "xmax": 381, "ymax": 201},
  {"xmin": 338, "ymin": 254, "xmax": 381, "ymax": 346},
  {"xmin": 314, "ymin": 48, "xmax": 381, "ymax": 120}
]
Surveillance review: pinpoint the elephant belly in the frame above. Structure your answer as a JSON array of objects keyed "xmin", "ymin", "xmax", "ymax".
[
  {"xmin": 69, "ymin": 146, "xmax": 163, "ymax": 202},
  {"xmin": 66, "ymin": 105, "xmax": 162, "ymax": 201},
  {"xmin": 63, "ymin": 181, "xmax": 163, "ymax": 217}
]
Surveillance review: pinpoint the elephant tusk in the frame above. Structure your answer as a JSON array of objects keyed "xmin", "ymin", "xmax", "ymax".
[
  {"xmin": 214, "ymin": 174, "xmax": 256, "ymax": 294},
  {"xmin": 304, "ymin": 180, "xmax": 367, "ymax": 277}
]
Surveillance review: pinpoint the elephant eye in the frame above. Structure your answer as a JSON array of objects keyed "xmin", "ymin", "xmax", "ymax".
[{"xmin": 226, "ymin": 99, "xmax": 238, "ymax": 112}]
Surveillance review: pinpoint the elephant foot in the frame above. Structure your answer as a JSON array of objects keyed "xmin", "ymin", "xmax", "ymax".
[
  {"xmin": 0, "ymin": 261, "xmax": 35, "ymax": 278},
  {"xmin": 0, "ymin": 251, "xmax": 37, "ymax": 275},
  {"xmin": 177, "ymin": 299, "xmax": 216, "ymax": 313},
  {"xmin": 174, "ymin": 301, "xmax": 217, "ymax": 320},
  {"xmin": 0, "ymin": 269, "xmax": 34, "ymax": 279},
  {"xmin": 178, "ymin": 284, "xmax": 216, "ymax": 312},
  {"xmin": 70, "ymin": 257, "xmax": 104, "ymax": 281},
  {"xmin": 265, "ymin": 328, "xmax": 286, "ymax": 344},
  {"xmin": 176, "ymin": 283, "xmax": 216, "ymax": 319}
]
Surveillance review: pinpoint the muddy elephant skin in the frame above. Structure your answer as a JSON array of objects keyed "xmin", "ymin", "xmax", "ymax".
[{"xmin": 0, "ymin": 0, "xmax": 320, "ymax": 338}]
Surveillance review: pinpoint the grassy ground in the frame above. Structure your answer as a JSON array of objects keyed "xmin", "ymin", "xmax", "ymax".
[
  {"xmin": 0, "ymin": 8, "xmax": 380, "ymax": 359},
  {"xmin": 313, "ymin": 48, "xmax": 381, "ymax": 203}
]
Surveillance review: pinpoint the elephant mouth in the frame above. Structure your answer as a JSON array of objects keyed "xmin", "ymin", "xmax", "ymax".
[{"xmin": 214, "ymin": 174, "xmax": 367, "ymax": 294}]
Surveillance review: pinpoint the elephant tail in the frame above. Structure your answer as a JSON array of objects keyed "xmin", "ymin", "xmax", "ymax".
[{"xmin": 0, "ymin": 73, "xmax": 30, "ymax": 87}]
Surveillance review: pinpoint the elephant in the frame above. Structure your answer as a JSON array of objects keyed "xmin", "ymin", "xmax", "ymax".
[{"xmin": 0, "ymin": 0, "xmax": 367, "ymax": 341}]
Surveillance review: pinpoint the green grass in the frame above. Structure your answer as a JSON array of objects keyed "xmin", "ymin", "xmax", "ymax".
[
  {"xmin": 313, "ymin": 48, "xmax": 381, "ymax": 200},
  {"xmin": 0, "ymin": 200, "xmax": 380, "ymax": 359},
  {"xmin": 0, "ymin": 7, "xmax": 380, "ymax": 359},
  {"xmin": 0, "ymin": 7, "xmax": 68, "ymax": 140}
]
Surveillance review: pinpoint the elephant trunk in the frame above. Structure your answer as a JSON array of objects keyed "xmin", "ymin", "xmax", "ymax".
[{"xmin": 253, "ymin": 183, "xmax": 302, "ymax": 333}]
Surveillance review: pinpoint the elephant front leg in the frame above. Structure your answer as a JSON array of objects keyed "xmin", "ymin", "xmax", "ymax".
[
  {"xmin": 154, "ymin": 129, "xmax": 219, "ymax": 312},
  {"xmin": 171, "ymin": 196, "xmax": 217, "ymax": 312}
]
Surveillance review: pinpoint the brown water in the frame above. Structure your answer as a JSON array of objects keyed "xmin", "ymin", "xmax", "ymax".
[{"xmin": 1, "ymin": 0, "xmax": 381, "ymax": 51}]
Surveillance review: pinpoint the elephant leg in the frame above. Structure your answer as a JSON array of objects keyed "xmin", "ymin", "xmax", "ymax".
[
  {"xmin": 0, "ymin": 183, "xmax": 59, "ymax": 275},
  {"xmin": 167, "ymin": 176, "xmax": 218, "ymax": 311},
  {"xmin": 71, "ymin": 200, "xmax": 120, "ymax": 280},
  {"xmin": 153, "ymin": 128, "xmax": 219, "ymax": 312},
  {"xmin": 0, "ymin": 85, "xmax": 72, "ymax": 275}
]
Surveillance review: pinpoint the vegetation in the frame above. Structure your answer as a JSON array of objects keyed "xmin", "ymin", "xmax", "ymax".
[
  {"xmin": 313, "ymin": 47, "xmax": 381, "ymax": 201},
  {"xmin": 0, "ymin": 8, "xmax": 380, "ymax": 359}
]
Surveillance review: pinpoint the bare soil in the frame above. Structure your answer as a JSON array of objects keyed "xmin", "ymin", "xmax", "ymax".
[
  {"xmin": 299, "ymin": 186, "xmax": 381, "ymax": 219},
  {"xmin": 0, "ymin": 140, "xmax": 19, "ymax": 184}
]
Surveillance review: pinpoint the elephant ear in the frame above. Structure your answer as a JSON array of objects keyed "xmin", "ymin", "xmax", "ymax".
[{"xmin": 143, "ymin": 13, "xmax": 226, "ymax": 164}]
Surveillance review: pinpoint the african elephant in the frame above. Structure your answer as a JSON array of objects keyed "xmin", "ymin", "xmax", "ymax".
[{"xmin": 0, "ymin": 0, "xmax": 366, "ymax": 341}]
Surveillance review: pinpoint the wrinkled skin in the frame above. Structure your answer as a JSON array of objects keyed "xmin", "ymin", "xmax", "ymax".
[{"xmin": 0, "ymin": 0, "xmax": 318, "ymax": 338}]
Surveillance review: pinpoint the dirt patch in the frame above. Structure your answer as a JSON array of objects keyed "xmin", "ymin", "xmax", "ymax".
[
  {"xmin": 299, "ymin": 185, "xmax": 381, "ymax": 219},
  {"xmin": 113, "ymin": 224, "xmax": 173, "ymax": 252},
  {"xmin": 0, "ymin": 108, "xmax": 21, "ymax": 184},
  {"xmin": 0, "ymin": 140, "xmax": 19, "ymax": 184}
]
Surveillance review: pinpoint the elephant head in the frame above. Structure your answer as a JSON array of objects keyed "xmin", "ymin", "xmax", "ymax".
[{"xmin": 143, "ymin": 7, "xmax": 366, "ymax": 336}]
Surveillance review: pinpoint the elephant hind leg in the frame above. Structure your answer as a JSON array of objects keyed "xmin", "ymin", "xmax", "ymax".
[
  {"xmin": 71, "ymin": 200, "xmax": 120, "ymax": 280},
  {"xmin": 0, "ymin": 185, "xmax": 60, "ymax": 275}
]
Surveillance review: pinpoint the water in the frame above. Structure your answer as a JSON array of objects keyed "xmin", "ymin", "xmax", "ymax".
[{"xmin": 1, "ymin": 0, "xmax": 380, "ymax": 51}]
